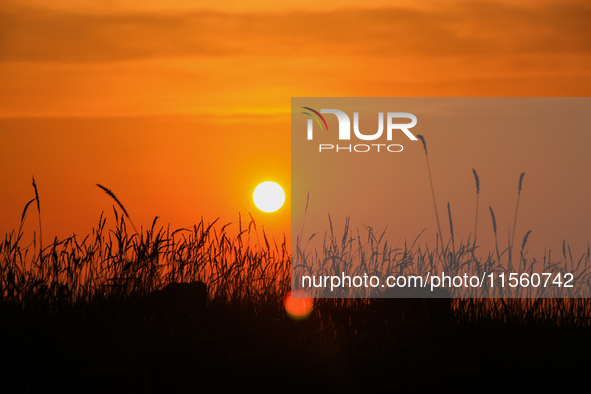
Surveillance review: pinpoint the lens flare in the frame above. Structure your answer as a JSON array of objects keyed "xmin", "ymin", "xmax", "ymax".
[{"xmin": 284, "ymin": 290, "xmax": 313, "ymax": 321}]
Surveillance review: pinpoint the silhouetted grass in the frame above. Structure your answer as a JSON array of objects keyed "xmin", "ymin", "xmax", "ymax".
[
  {"xmin": 1, "ymin": 178, "xmax": 591, "ymax": 391},
  {"xmin": 1, "ymin": 209, "xmax": 290, "ymax": 312},
  {"xmin": 293, "ymin": 214, "xmax": 591, "ymax": 323}
]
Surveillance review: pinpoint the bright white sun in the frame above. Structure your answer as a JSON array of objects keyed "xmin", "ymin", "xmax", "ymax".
[{"xmin": 253, "ymin": 181, "xmax": 285, "ymax": 213}]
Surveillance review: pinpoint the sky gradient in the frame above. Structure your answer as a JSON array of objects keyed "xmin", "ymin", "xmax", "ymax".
[{"xmin": 1, "ymin": 0, "xmax": 590, "ymax": 258}]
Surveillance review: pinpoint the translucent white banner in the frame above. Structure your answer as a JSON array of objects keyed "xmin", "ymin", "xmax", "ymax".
[{"xmin": 292, "ymin": 98, "xmax": 591, "ymax": 298}]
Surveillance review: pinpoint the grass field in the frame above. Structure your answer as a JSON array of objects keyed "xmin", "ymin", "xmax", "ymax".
[{"xmin": 1, "ymin": 195, "xmax": 591, "ymax": 392}]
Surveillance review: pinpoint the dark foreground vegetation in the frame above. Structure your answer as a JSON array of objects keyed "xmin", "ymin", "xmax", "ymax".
[{"xmin": 2, "ymin": 210, "xmax": 591, "ymax": 393}]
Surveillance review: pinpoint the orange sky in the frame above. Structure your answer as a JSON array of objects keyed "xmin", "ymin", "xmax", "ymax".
[{"xmin": 1, "ymin": 0, "xmax": 590, "ymax": 257}]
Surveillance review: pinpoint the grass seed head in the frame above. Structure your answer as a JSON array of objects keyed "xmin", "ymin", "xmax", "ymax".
[{"xmin": 472, "ymin": 169, "xmax": 480, "ymax": 194}]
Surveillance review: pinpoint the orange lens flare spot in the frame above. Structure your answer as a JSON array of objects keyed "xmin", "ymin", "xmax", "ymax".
[{"xmin": 284, "ymin": 290, "xmax": 313, "ymax": 321}]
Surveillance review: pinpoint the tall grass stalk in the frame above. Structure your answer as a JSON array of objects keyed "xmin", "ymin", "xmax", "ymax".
[
  {"xmin": 96, "ymin": 184, "xmax": 139, "ymax": 235},
  {"xmin": 520, "ymin": 230, "xmax": 532, "ymax": 269},
  {"xmin": 509, "ymin": 173, "xmax": 525, "ymax": 267},
  {"xmin": 417, "ymin": 135, "xmax": 444, "ymax": 251},
  {"xmin": 472, "ymin": 169, "xmax": 480, "ymax": 248},
  {"xmin": 32, "ymin": 177, "xmax": 42, "ymax": 269},
  {"xmin": 489, "ymin": 206, "xmax": 501, "ymax": 263},
  {"xmin": 447, "ymin": 202, "xmax": 455, "ymax": 254}
]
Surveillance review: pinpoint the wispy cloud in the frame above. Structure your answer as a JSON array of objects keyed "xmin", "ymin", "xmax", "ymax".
[
  {"xmin": 1, "ymin": 2, "xmax": 589, "ymax": 117},
  {"xmin": 1, "ymin": 3, "xmax": 590, "ymax": 63}
]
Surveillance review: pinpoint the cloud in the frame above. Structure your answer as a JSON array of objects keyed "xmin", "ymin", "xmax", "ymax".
[
  {"xmin": 1, "ymin": 2, "xmax": 590, "ymax": 63},
  {"xmin": 1, "ymin": 2, "xmax": 589, "ymax": 117}
]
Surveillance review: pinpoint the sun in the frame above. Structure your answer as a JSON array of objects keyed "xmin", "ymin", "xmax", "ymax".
[{"xmin": 253, "ymin": 181, "xmax": 285, "ymax": 212}]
